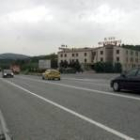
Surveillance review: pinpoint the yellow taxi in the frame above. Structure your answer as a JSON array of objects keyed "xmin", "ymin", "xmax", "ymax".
[{"xmin": 42, "ymin": 69, "xmax": 61, "ymax": 80}]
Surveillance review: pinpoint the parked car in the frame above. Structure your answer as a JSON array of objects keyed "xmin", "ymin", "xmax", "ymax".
[
  {"xmin": 110, "ymin": 68, "xmax": 140, "ymax": 92},
  {"xmin": 42, "ymin": 69, "xmax": 61, "ymax": 80},
  {"xmin": 2, "ymin": 69, "xmax": 14, "ymax": 78}
]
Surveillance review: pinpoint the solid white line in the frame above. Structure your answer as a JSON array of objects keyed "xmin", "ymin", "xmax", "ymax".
[
  {"xmin": 19, "ymin": 76, "xmax": 140, "ymax": 101},
  {"xmin": 62, "ymin": 78, "xmax": 109, "ymax": 85},
  {"xmin": 0, "ymin": 110, "xmax": 11, "ymax": 140},
  {"xmin": 62, "ymin": 77, "xmax": 105, "ymax": 81},
  {"xmin": 1, "ymin": 79, "xmax": 135, "ymax": 140}
]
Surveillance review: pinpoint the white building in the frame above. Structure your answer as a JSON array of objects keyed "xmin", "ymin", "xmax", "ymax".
[
  {"xmin": 58, "ymin": 42, "xmax": 140, "ymax": 71},
  {"xmin": 92, "ymin": 45, "xmax": 140, "ymax": 71},
  {"xmin": 58, "ymin": 47, "xmax": 93, "ymax": 64}
]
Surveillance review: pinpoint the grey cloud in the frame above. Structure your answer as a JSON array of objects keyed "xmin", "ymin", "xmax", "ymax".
[{"xmin": 0, "ymin": 0, "xmax": 140, "ymax": 55}]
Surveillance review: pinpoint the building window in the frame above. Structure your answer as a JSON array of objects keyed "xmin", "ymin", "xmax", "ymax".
[
  {"xmin": 84, "ymin": 53, "xmax": 87, "ymax": 56},
  {"xmin": 116, "ymin": 57, "xmax": 120, "ymax": 62},
  {"xmin": 135, "ymin": 58, "xmax": 138, "ymax": 63},
  {"xmin": 64, "ymin": 54, "xmax": 67, "ymax": 57},
  {"xmin": 100, "ymin": 58, "xmax": 103, "ymax": 62},
  {"xmin": 76, "ymin": 53, "xmax": 78, "ymax": 57},
  {"xmin": 126, "ymin": 57, "xmax": 128, "ymax": 62},
  {"xmin": 72, "ymin": 54, "xmax": 75, "ymax": 57},
  {"xmin": 116, "ymin": 50, "xmax": 120, "ymax": 54},
  {"xmin": 136, "ymin": 52, "xmax": 138, "ymax": 56},
  {"xmin": 130, "ymin": 51, "xmax": 133, "ymax": 55},
  {"xmin": 130, "ymin": 58, "xmax": 133, "ymax": 62},
  {"xmin": 84, "ymin": 59, "xmax": 87, "ymax": 63},
  {"xmin": 132, "ymin": 64, "xmax": 136, "ymax": 68},
  {"xmin": 76, "ymin": 59, "xmax": 79, "ymax": 62},
  {"xmin": 100, "ymin": 51, "xmax": 103, "ymax": 55},
  {"xmin": 60, "ymin": 54, "xmax": 63, "ymax": 57}
]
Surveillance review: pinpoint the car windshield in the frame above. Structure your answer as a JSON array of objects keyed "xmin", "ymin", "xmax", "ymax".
[
  {"xmin": 51, "ymin": 70, "xmax": 58, "ymax": 73},
  {"xmin": 126, "ymin": 69, "xmax": 138, "ymax": 77},
  {"xmin": 3, "ymin": 69, "xmax": 12, "ymax": 73}
]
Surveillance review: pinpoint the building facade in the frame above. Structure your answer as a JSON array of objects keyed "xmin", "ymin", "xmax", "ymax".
[
  {"xmin": 92, "ymin": 45, "xmax": 140, "ymax": 71},
  {"xmin": 58, "ymin": 45, "xmax": 140, "ymax": 71},
  {"xmin": 58, "ymin": 48, "xmax": 93, "ymax": 64}
]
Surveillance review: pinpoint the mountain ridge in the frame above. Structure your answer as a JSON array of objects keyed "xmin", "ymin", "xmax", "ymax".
[{"xmin": 0, "ymin": 53, "xmax": 30, "ymax": 60}]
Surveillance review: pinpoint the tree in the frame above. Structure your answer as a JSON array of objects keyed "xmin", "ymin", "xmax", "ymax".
[
  {"xmin": 51, "ymin": 58, "xmax": 58, "ymax": 69},
  {"xmin": 63, "ymin": 60, "xmax": 68, "ymax": 68},
  {"xmin": 94, "ymin": 62, "xmax": 105, "ymax": 73},
  {"xmin": 69, "ymin": 61, "xmax": 75, "ymax": 68},
  {"xmin": 59, "ymin": 61, "xmax": 64, "ymax": 68},
  {"xmin": 104, "ymin": 62, "xmax": 114, "ymax": 73},
  {"xmin": 122, "ymin": 44, "xmax": 140, "ymax": 51},
  {"xmin": 114, "ymin": 63, "xmax": 122, "ymax": 73},
  {"xmin": 74, "ymin": 60, "xmax": 81, "ymax": 72},
  {"xmin": 94, "ymin": 62, "xmax": 119, "ymax": 73}
]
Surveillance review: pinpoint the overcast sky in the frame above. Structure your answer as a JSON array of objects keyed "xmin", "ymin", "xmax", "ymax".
[{"xmin": 0, "ymin": 0, "xmax": 140, "ymax": 56}]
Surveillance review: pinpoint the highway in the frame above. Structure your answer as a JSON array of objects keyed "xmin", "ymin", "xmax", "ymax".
[{"xmin": 0, "ymin": 74, "xmax": 140, "ymax": 140}]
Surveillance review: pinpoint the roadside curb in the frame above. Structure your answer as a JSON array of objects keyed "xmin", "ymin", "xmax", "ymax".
[{"xmin": 0, "ymin": 110, "xmax": 12, "ymax": 140}]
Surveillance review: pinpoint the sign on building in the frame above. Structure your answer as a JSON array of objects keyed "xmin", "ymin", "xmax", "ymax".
[
  {"xmin": 39, "ymin": 60, "xmax": 51, "ymax": 69},
  {"xmin": 98, "ymin": 37, "xmax": 121, "ymax": 46}
]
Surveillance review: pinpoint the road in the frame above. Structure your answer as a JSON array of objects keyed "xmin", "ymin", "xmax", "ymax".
[{"xmin": 0, "ymin": 74, "xmax": 140, "ymax": 140}]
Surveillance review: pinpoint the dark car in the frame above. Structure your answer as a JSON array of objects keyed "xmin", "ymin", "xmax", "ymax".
[
  {"xmin": 2, "ymin": 69, "xmax": 14, "ymax": 78},
  {"xmin": 110, "ymin": 68, "xmax": 140, "ymax": 92}
]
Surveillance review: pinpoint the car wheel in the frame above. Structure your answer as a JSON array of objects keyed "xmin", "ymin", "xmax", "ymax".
[
  {"xmin": 42, "ymin": 76, "xmax": 45, "ymax": 80},
  {"xmin": 58, "ymin": 78, "xmax": 61, "ymax": 81},
  {"xmin": 113, "ymin": 82, "xmax": 120, "ymax": 92}
]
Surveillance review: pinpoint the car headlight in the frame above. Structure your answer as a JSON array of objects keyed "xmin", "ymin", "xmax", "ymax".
[
  {"xmin": 4, "ymin": 73, "xmax": 7, "ymax": 75},
  {"xmin": 11, "ymin": 73, "xmax": 14, "ymax": 75}
]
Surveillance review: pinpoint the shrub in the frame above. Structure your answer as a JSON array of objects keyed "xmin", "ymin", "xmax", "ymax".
[
  {"xmin": 94, "ymin": 62, "xmax": 105, "ymax": 73},
  {"xmin": 94, "ymin": 62, "xmax": 122, "ymax": 73},
  {"xmin": 114, "ymin": 63, "xmax": 122, "ymax": 73}
]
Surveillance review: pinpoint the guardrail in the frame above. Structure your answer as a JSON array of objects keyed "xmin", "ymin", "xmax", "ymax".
[{"xmin": 0, "ymin": 111, "xmax": 12, "ymax": 140}]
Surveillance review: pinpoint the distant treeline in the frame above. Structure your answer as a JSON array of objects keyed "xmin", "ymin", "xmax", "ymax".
[
  {"xmin": 0, "ymin": 53, "xmax": 58, "ymax": 71},
  {"xmin": 0, "ymin": 59, "xmax": 19, "ymax": 69},
  {"xmin": 122, "ymin": 44, "xmax": 140, "ymax": 51}
]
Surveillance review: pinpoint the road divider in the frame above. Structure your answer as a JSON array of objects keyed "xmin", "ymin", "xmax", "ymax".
[{"xmin": 1, "ymin": 79, "xmax": 135, "ymax": 140}]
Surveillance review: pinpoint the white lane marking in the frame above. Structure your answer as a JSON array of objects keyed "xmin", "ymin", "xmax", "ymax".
[
  {"xmin": 2, "ymin": 79, "xmax": 135, "ymax": 140},
  {"xmin": 62, "ymin": 77, "xmax": 106, "ymax": 82},
  {"xmin": 0, "ymin": 110, "xmax": 12, "ymax": 140},
  {"xmin": 62, "ymin": 78, "xmax": 109, "ymax": 85},
  {"xmin": 19, "ymin": 76, "xmax": 140, "ymax": 101}
]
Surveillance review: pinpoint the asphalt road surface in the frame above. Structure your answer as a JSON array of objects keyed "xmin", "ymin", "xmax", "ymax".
[{"xmin": 0, "ymin": 74, "xmax": 140, "ymax": 140}]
